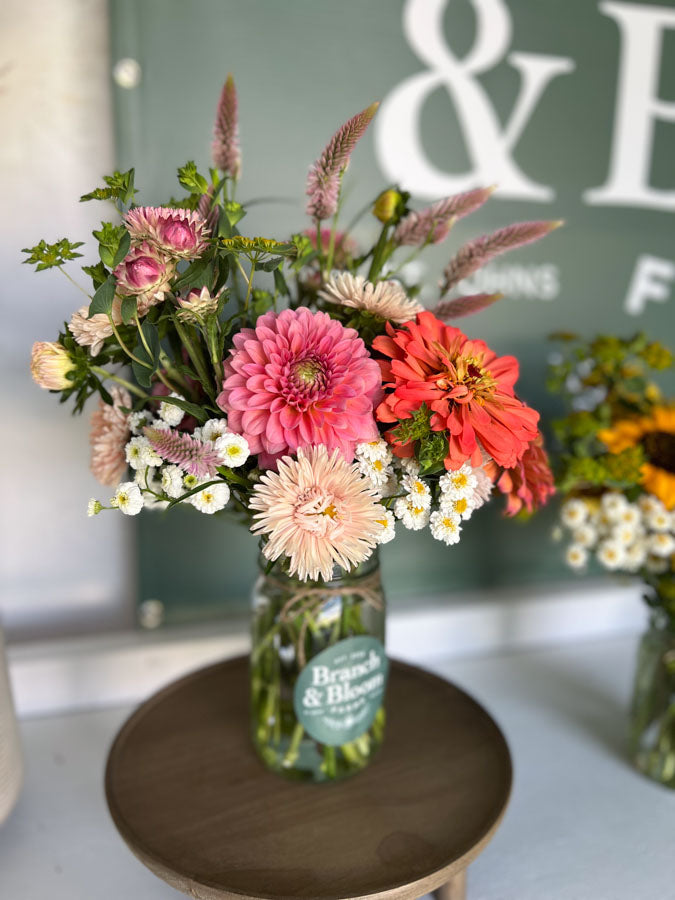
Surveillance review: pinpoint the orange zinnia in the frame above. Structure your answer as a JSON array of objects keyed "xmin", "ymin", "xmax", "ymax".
[{"xmin": 373, "ymin": 311, "xmax": 539, "ymax": 470}]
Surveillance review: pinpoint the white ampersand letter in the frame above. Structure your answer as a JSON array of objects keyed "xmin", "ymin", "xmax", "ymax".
[{"xmin": 375, "ymin": 0, "xmax": 575, "ymax": 200}]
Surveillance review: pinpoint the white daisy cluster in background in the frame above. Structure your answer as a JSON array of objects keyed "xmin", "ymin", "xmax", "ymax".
[
  {"xmin": 88, "ymin": 414, "xmax": 249, "ymax": 517},
  {"xmin": 354, "ymin": 442, "xmax": 494, "ymax": 548},
  {"xmin": 559, "ymin": 492, "xmax": 675, "ymax": 574}
]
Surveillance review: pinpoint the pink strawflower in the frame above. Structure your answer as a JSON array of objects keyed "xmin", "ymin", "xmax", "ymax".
[
  {"xmin": 145, "ymin": 427, "xmax": 223, "ymax": 478},
  {"xmin": 90, "ymin": 386, "xmax": 131, "ymax": 486},
  {"xmin": 69, "ymin": 297, "xmax": 123, "ymax": 356},
  {"xmin": 249, "ymin": 445, "xmax": 382, "ymax": 581},
  {"xmin": 319, "ymin": 273, "xmax": 424, "ymax": 324},
  {"xmin": 217, "ymin": 308, "xmax": 381, "ymax": 469},
  {"xmin": 113, "ymin": 241, "xmax": 175, "ymax": 306},
  {"xmin": 212, "ymin": 74, "xmax": 241, "ymax": 178},
  {"xmin": 124, "ymin": 207, "xmax": 211, "ymax": 259}
]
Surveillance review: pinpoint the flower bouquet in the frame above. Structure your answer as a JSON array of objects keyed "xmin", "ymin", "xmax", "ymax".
[
  {"xmin": 29, "ymin": 77, "xmax": 557, "ymax": 781},
  {"xmin": 548, "ymin": 332, "xmax": 675, "ymax": 787}
]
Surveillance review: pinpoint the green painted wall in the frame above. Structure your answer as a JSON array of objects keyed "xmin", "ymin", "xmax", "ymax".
[{"xmin": 108, "ymin": 0, "xmax": 675, "ymax": 621}]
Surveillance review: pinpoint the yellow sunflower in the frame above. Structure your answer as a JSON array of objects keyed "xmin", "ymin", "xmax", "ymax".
[{"xmin": 599, "ymin": 406, "xmax": 675, "ymax": 509}]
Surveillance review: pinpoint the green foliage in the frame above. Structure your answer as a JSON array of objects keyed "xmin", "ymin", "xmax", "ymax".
[
  {"xmin": 93, "ymin": 222, "xmax": 130, "ymax": 268},
  {"xmin": 177, "ymin": 161, "xmax": 209, "ymax": 195},
  {"xmin": 22, "ymin": 238, "xmax": 84, "ymax": 271},
  {"xmin": 556, "ymin": 446, "xmax": 645, "ymax": 493},
  {"xmin": 131, "ymin": 322, "xmax": 160, "ymax": 388},
  {"xmin": 80, "ymin": 169, "xmax": 137, "ymax": 205},
  {"xmin": 391, "ymin": 405, "xmax": 449, "ymax": 475},
  {"xmin": 88, "ymin": 275, "xmax": 116, "ymax": 318},
  {"xmin": 81, "ymin": 261, "xmax": 109, "ymax": 289}
]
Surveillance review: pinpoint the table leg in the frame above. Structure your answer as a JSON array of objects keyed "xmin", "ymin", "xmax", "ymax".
[{"xmin": 433, "ymin": 868, "xmax": 467, "ymax": 900}]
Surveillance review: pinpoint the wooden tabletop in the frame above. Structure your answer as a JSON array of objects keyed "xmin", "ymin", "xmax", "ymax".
[{"xmin": 105, "ymin": 656, "xmax": 511, "ymax": 900}]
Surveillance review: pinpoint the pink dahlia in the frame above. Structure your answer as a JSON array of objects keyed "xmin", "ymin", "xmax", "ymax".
[
  {"xmin": 124, "ymin": 207, "xmax": 210, "ymax": 259},
  {"xmin": 113, "ymin": 241, "xmax": 175, "ymax": 307},
  {"xmin": 217, "ymin": 308, "xmax": 381, "ymax": 468},
  {"xmin": 249, "ymin": 445, "xmax": 382, "ymax": 581},
  {"xmin": 90, "ymin": 386, "xmax": 131, "ymax": 486}
]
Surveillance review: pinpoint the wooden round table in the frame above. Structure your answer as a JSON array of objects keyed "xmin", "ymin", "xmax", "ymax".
[{"xmin": 105, "ymin": 656, "xmax": 511, "ymax": 900}]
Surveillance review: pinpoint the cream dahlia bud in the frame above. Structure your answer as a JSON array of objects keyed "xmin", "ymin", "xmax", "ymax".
[
  {"xmin": 30, "ymin": 342, "xmax": 75, "ymax": 390},
  {"xmin": 372, "ymin": 189, "xmax": 403, "ymax": 224},
  {"xmin": 113, "ymin": 241, "xmax": 175, "ymax": 299},
  {"xmin": 124, "ymin": 207, "xmax": 210, "ymax": 259}
]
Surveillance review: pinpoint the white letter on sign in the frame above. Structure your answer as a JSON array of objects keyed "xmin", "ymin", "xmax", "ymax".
[
  {"xmin": 375, "ymin": 0, "xmax": 574, "ymax": 200},
  {"xmin": 624, "ymin": 255, "xmax": 675, "ymax": 315},
  {"xmin": 585, "ymin": 2, "xmax": 675, "ymax": 211}
]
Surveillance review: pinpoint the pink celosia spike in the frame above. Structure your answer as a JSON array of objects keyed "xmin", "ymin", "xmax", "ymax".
[
  {"xmin": 432, "ymin": 292, "xmax": 503, "ymax": 321},
  {"xmin": 145, "ymin": 427, "xmax": 222, "ymax": 478},
  {"xmin": 212, "ymin": 74, "xmax": 241, "ymax": 178},
  {"xmin": 306, "ymin": 102, "xmax": 379, "ymax": 220},
  {"xmin": 393, "ymin": 186, "xmax": 496, "ymax": 247},
  {"xmin": 440, "ymin": 220, "xmax": 563, "ymax": 295}
]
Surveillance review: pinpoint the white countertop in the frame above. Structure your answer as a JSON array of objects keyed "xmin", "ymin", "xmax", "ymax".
[{"xmin": 1, "ymin": 633, "xmax": 673, "ymax": 900}]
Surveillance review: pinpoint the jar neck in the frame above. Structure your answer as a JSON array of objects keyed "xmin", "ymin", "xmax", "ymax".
[{"xmin": 257, "ymin": 547, "xmax": 380, "ymax": 586}]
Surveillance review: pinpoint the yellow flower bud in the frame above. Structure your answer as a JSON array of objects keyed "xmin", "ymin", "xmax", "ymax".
[
  {"xmin": 373, "ymin": 189, "xmax": 403, "ymax": 224},
  {"xmin": 30, "ymin": 341, "xmax": 75, "ymax": 390}
]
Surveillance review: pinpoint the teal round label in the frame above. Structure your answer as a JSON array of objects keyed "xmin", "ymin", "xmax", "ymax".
[{"xmin": 293, "ymin": 636, "xmax": 388, "ymax": 746}]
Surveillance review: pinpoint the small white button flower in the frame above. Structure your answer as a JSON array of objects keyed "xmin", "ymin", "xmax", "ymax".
[
  {"xmin": 183, "ymin": 473, "xmax": 201, "ymax": 491},
  {"xmin": 394, "ymin": 497, "xmax": 430, "ymax": 530},
  {"xmin": 561, "ymin": 499, "xmax": 589, "ymax": 529},
  {"xmin": 398, "ymin": 457, "xmax": 420, "ymax": 477},
  {"xmin": 125, "ymin": 436, "xmax": 162, "ymax": 470},
  {"xmin": 358, "ymin": 456, "xmax": 395, "ymax": 490},
  {"xmin": 624, "ymin": 540, "xmax": 648, "ymax": 572},
  {"xmin": 355, "ymin": 440, "xmax": 392, "ymax": 464},
  {"xmin": 647, "ymin": 532, "xmax": 675, "ymax": 558},
  {"xmin": 202, "ymin": 418, "xmax": 230, "ymax": 443},
  {"xmin": 611, "ymin": 523, "xmax": 639, "ymax": 546},
  {"xmin": 161, "ymin": 465, "xmax": 185, "ymax": 499},
  {"xmin": 646, "ymin": 507, "xmax": 671, "ymax": 533},
  {"xmin": 158, "ymin": 393, "xmax": 185, "ymax": 427},
  {"xmin": 439, "ymin": 464, "xmax": 477, "ymax": 500},
  {"xmin": 617, "ymin": 505, "xmax": 641, "ymax": 529},
  {"xmin": 430, "ymin": 510, "xmax": 462, "ymax": 545},
  {"xmin": 572, "ymin": 523, "xmax": 598, "ymax": 549},
  {"xmin": 215, "ymin": 432, "xmax": 250, "ymax": 468},
  {"xmin": 127, "ymin": 411, "xmax": 153, "ymax": 434},
  {"xmin": 190, "ymin": 482, "xmax": 230, "ymax": 514},
  {"xmin": 601, "ymin": 491, "xmax": 629, "ymax": 521},
  {"xmin": 440, "ymin": 493, "xmax": 474, "ymax": 521},
  {"xmin": 401, "ymin": 474, "xmax": 432, "ymax": 509},
  {"xmin": 638, "ymin": 494, "xmax": 665, "ymax": 518},
  {"xmin": 596, "ymin": 538, "xmax": 627, "ymax": 570},
  {"xmin": 565, "ymin": 543, "xmax": 588, "ymax": 569},
  {"xmin": 87, "ymin": 498, "xmax": 103, "ymax": 517},
  {"xmin": 374, "ymin": 508, "xmax": 396, "ymax": 544},
  {"xmin": 110, "ymin": 482, "xmax": 144, "ymax": 515}
]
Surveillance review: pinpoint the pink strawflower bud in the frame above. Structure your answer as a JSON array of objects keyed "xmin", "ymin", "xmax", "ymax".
[
  {"xmin": 113, "ymin": 241, "xmax": 176, "ymax": 309},
  {"xmin": 30, "ymin": 341, "xmax": 75, "ymax": 390},
  {"xmin": 306, "ymin": 102, "xmax": 379, "ymax": 220},
  {"xmin": 393, "ymin": 186, "xmax": 495, "ymax": 247},
  {"xmin": 441, "ymin": 220, "xmax": 563, "ymax": 295},
  {"xmin": 145, "ymin": 427, "xmax": 222, "ymax": 478},
  {"xmin": 212, "ymin": 74, "xmax": 241, "ymax": 178},
  {"xmin": 124, "ymin": 207, "xmax": 210, "ymax": 260}
]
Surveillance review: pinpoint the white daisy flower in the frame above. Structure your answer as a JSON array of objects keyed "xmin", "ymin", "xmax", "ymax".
[
  {"xmin": 572, "ymin": 523, "xmax": 598, "ymax": 549},
  {"xmin": 612, "ymin": 523, "xmax": 639, "ymax": 546},
  {"xmin": 190, "ymin": 482, "xmax": 230, "ymax": 514},
  {"xmin": 565, "ymin": 543, "xmax": 588, "ymax": 569},
  {"xmin": 125, "ymin": 436, "xmax": 161, "ymax": 470},
  {"xmin": 202, "ymin": 418, "xmax": 230, "ymax": 443},
  {"xmin": 127, "ymin": 410, "xmax": 153, "ymax": 434},
  {"xmin": 394, "ymin": 497, "xmax": 430, "ymax": 530},
  {"xmin": 158, "ymin": 393, "xmax": 185, "ymax": 427},
  {"xmin": 374, "ymin": 508, "xmax": 396, "ymax": 544},
  {"xmin": 638, "ymin": 494, "xmax": 665, "ymax": 517},
  {"xmin": 646, "ymin": 507, "xmax": 671, "ymax": 533},
  {"xmin": 87, "ymin": 498, "xmax": 102, "ymax": 517},
  {"xmin": 161, "ymin": 465, "xmax": 184, "ymax": 499},
  {"xmin": 355, "ymin": 440, "xmax": 392, "ymax": 464},
  {"xmin": 596, "ymin": 539, "xmax": 627, "ymax": 570},
  {"xmin": 358, "ymin": 455, "xmax": 394, "ymax": 487},
  {"xmin": 601, "ymin": 491, "xmax": 629, "ymax": 521},
  {"xmin": 401, "ymin": 474, "xmax": 432, "ymax": 509},
  {"xmin": 429, "ymin": 510, "xmax": 462, "ymax": 545},
  {"xmin": 439, "ymin": 464, "xmax": 477, "ymax": 500},
  {"xmin": 192, "ymin": 427, "xmax": 203, "ymax": 440},
  {"xmin": 561, "ymin": 498, "xmax": 589, "ymax": 529},
  {"xmin": 645, "ymin": 555, "xmax": 669, "ymax": 574},
  {"xmin": 617, "ymin": 505, "xmax": 641, "ymax": 529},
  {"xmin": 183, "ymin": 473, "xmax": 202, "ymax": 491},
  {"xmin": 440, "ymin": 493, "xmax": 474, "ymax": 521},
  {"xmin": 398, "ymin": 457, "xmax": 420, "ymax": 477},
  {"xmin": 647, "ymin": 532, "xmax": 675, "ymax": 558},
  {"xmin": 110, "ymin": 482, "xmax": 144, "ymax": 516},
  {"xmin": 624, "ymin": 540, "xmax": 648, "ymax": 572},
  {"xmin": 215, "ymin": 432, "xmax": 250, "ymax": 468}
]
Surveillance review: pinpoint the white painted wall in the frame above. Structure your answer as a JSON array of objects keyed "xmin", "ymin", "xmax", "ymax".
[{"xmin": 0, "ymin": 0, "xmax": 134, "ymax": 640}]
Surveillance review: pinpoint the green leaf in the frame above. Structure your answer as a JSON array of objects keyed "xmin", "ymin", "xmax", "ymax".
[
  {"xmin": 88, "ymin": 275, "xmax": 116, "ymax": 318},
  {"xmin": 132, "ymin": 358, "xmax": 152, "ymax": 389},
  {"xmin": 259, "ymin": 255, "xmax": 284, "ymax": 272},
  {"xmin": 120, "ymin": 295, "xmax": 138, "ymax": 325},
  {"xmin": 82, "ymin": 261, "xmax": 109, "ymax": 289},
  {"xmin": 177, "ymin": 161, "xmax": 209, "ymax": 195},
  {"xmin": 80, "ymin": 169, "xmax": 137, "ymax": 205},
  {"xmin": 223, "ymin": 201, "xmax": 246, "ymax": 226},
  {"xmin": 273, "ymin": 268, "xmax": 290, "ymax": 297},
  {"xmin": 112, "ymin": 230, "xmax": 131, "ymax": 267},
  {"xmin": 22, "ymin": 238, "xmax": 84, "ymax": 271},
  {"xmin": 172, "ymin": 255, "xmax": 213, "ymax": 292},
  {"xmin": 157, "ymin": 395, "xmax": 208, "ymax": 424},
  {"xmin": 252, "ymin": 290, "xmax": 274, "ymax": 317},
  {"xmin": 93, "ymin": 222, "xmax": 129, "ymax": 268}
]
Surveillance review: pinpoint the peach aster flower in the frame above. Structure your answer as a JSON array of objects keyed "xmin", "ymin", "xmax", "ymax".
[
  {"xmin": 319, "ymin": 273, "xmax": 424, "ymax": 324},
  {"xmin": 90, "ymin": 386, "xmax": 131, "ymax": 486},
  {"xmin": 69, "ymin": 297, "xmax": 123, "ymax": 356},
  {"xmin": 249, "ymin": 445, "xmax": 382, "ymax": 581},
  {"xmin": 217, "ymin": 307, "xmax": 381, "ymax": 469}
]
